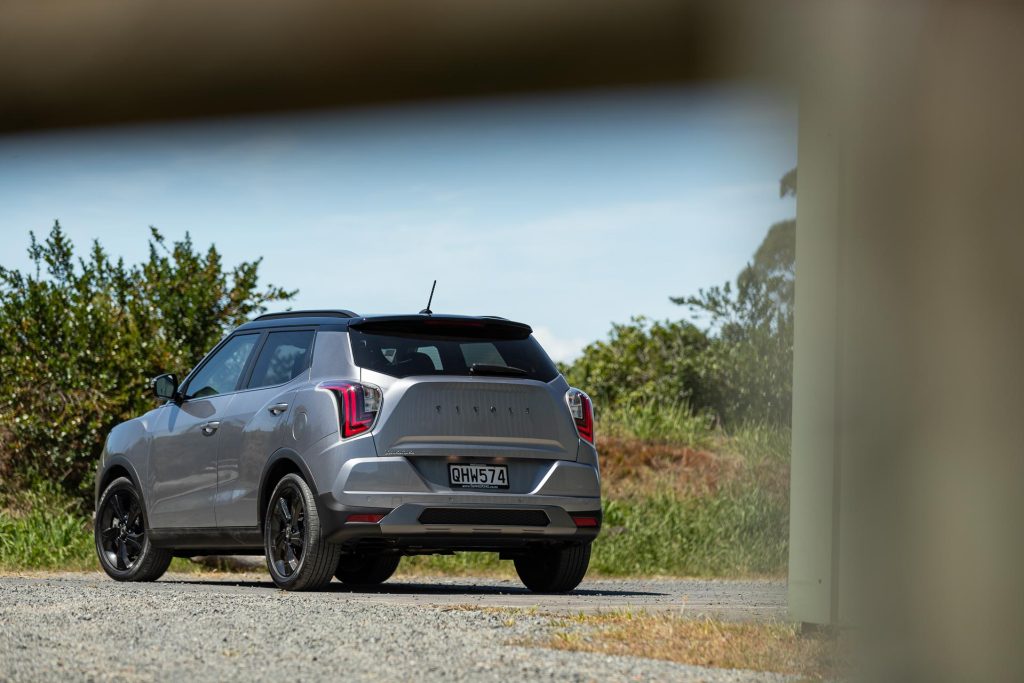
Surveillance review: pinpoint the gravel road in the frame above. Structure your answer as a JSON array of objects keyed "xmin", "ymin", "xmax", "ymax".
[{"xmin": 0, "ymin": 573, "xmax": 789, "ymax": 682}]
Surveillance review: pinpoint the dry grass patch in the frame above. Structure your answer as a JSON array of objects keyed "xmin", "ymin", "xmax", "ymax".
[
  {"xmin": 599, "ymin": 436, "xmax": 742, "ymax": 500},
  {"xmin": 539, "ymin": 612, "xmax": 842, "ymax": 680}
]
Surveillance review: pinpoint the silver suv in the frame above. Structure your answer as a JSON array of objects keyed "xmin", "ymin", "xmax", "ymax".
[{"xmin": 94, "ymin": 311, "xmax": 601, "ymax": 592}]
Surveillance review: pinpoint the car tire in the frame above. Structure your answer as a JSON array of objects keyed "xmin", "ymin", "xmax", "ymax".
[
  {"xmin": 334, "ymin": 554, "xmax": 401, "ymax": 586},
  {"xmin": 95, "ymin": 477, "xmax": 173, "ymax": 582},
  {"xmin": 513, "ymin": 543, "xmax": 591, "ymax": 593},
  {"xmin": 264, "ymin": 473, "xmax": 341, "ymax": 591}
]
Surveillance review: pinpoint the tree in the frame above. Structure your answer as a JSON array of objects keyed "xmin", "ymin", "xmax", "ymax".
[
  {"xmin": 0, "ymin": 222, "xmax": 295, "ymax": 504},
  {"xmin": 560, "ymin": 168, "xmax": 797, "ymax": 429},
  {"xmin": 672, "ymin": 168, "xmax": 796, "ymax": 425}
]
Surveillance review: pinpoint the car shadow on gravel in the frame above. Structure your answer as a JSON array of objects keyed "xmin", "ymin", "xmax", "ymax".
[
  {"xmin": 325, "ymin": 583, "xmax": 666, "ymax": 597},
  {"xmin": 161, "ymin": 578, "xmax": 665, "ymax": 597}
]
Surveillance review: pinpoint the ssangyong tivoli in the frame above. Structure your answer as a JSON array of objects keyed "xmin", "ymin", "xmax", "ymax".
[{"xmin": 94, "ymin": 311, "xmax": 601, "ymax": 592}]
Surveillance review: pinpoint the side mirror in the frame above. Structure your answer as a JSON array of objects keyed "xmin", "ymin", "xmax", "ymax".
[{"xmin": 152, "ymin": 373, "xmax": 179, "ymax": 401}]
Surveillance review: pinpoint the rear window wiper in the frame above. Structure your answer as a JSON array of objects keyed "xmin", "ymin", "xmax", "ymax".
[{"xmin": 468, "ymin": 363, "xmax": 528, "ymax": 377}]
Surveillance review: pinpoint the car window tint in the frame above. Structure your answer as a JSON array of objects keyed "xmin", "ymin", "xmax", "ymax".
[
  {"xmin": 416, "ymin": 346, "xmax": 442, "ymax": 370},
  {"xmin": 186, "ymin": 334, "xmax": 258, "ymax": 398},
  {"xmin": 247, "ymin": 330, "xmax": 314, "ymax": 389},
  {"xmin": 460, "ymin": 342, "xmax": 505, "ymax": 367},
  {"xmin": 350, "ymin": 331, "xmax": 558, "ymax": 381}
]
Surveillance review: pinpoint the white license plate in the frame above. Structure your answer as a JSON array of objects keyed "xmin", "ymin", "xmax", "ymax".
[{"xmin": 448, "ymin": 463, "xmax": 509, "ymax": 490}]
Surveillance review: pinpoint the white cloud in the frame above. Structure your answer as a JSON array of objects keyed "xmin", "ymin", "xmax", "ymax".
[{"xmin": 531, "ymin": 326, "xmax": 588, "ymax": 364}]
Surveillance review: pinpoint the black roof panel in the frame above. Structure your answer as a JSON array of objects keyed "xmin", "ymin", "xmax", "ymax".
[
  {"xmin": 236, "ymin": 311, "xmax": 532, "ymax": 334},
  {"xmin": 255, "ymin": 309, "xmax": 357, "ymax": 321}
]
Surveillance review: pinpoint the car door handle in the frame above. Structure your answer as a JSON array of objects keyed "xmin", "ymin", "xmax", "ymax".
[
  {"xmin": 200, "ymin": 421, "xmax": 221, "ymax": 436},
  {"xmin": 268, "ymin": 403, "xmax": 289, "ymax": 416}
]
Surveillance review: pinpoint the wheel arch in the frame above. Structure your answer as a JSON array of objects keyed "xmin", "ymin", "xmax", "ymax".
[
  {"xmin": 97, "ymin": 456, "xmax": 152, "ymax": 529},
  {"xmin": 258, "ymin": 449, "xmax": 319, "ymax": 531}
]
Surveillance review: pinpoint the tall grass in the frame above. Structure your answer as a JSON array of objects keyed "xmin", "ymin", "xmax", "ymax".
[
  {"xmin": 592, "ymin": 487, "xmax": 788, "ymax": 576},
  {"xmin": 590, "ymin": 409, "xmax": 790, "ymax": 576},
  {"xmin": 1, "ymin": 407, "xmax": 792, "ymax": 578},
  {"xmin": 599, "ymin": 399, "xmax": 716, "ymax": 447},
  {"xmin": 723, "ymin": 422, "xmax": 792, "ymax": 467},
  {"xmin": 0, "ymin": 484, "xmax": 203, "ymax": 572},
  {"xmin": 0, "ymin": 485, "xmax": 95, "ymax": 570}
]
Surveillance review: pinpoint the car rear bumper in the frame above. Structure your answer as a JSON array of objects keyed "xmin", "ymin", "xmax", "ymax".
[
  {"xmin": 307, "ymin": 450, "xmax": 602, "ymax": 550},
  {"xmin": 317, "ymin": 496, "xmax": 601, "ymax": 548}
]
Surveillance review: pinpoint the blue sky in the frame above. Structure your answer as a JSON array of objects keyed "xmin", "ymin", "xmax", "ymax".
[{"xmin": 0, "ymin": 86, "xmax": 795, "ymax": 361}]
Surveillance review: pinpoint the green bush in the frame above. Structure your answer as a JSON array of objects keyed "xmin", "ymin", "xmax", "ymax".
[
  {"xmin": 0, "ymin": 223, "xmax": 293, "ymax": 506},
  {"xmin": 562, "ymin": 317, "xmax": 716, "ymax": 416}
]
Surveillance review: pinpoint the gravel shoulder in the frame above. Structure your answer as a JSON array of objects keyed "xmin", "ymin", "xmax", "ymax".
[{"xmin": 0, "ymin": 573, "xmax": 789, "ymax": 682}]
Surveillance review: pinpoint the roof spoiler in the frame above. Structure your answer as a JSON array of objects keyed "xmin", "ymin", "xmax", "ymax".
[{"xmin": 349, "ymin": 314, "xmax": 532, "ymax": 340}]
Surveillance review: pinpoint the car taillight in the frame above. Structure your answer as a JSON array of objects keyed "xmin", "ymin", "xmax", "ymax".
[
  {"xmin": 565, "ymin": 388, "xmax": 594, "ymax": 444},
  {"xmin": 317, "ymin": 381, "xmax": 382, "ymax": 438}
]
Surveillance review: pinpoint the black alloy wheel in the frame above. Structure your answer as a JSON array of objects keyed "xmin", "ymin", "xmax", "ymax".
[
  {"xmin": 98, "ymin": 487, "xmax": 145, "ymax": 570},
  {"xmin": 263, "ymin": 473, "xmax": 341, "ymax": 591},
  {"xmin": 268, "ymin": 486, "xmax": 306, "ymax": 578},
  {"xmin": 94, "ymin": 477, "xmax": 172, "ymax": 582}
]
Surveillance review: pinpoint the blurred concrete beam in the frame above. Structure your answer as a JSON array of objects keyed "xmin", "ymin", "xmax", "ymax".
[{"xmin": 0, "ymin": 0, "xmax": 796, "ymax": 133}]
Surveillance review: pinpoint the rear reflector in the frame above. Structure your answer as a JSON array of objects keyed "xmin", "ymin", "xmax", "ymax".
[
  {"xmin": 347, "ymin": 513, "xmax": 385, "ymax": 523},
  {"xmin": 571, "ymin": 515, "xmax": 599, "ymax": 528}
]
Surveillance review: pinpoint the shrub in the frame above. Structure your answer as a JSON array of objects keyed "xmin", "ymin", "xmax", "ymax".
[{"xmin": 0, "ymin": 223, "xmax": 294, "ymax": 506}]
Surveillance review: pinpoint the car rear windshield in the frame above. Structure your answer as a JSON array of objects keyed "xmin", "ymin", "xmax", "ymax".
[{"xmin": 348, "ymin": 326, "xmax": 559, "ymax": 381}]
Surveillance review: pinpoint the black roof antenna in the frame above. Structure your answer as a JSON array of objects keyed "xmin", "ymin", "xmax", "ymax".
[{"xmin": 420, "ymin": 280, "xmax": 437, "ymax": 315}]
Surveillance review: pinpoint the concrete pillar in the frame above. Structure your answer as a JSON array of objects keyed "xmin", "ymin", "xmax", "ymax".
[
  {"xmin": 789, "ymin": 2, "xmax": 1024, "ymax": 678},
  {"xmin": 787, "ymin": 1, "xmax": 852, "ymax": 629}
]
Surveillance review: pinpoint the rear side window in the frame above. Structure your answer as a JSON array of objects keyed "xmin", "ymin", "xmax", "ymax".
[
  {"xmin": 349, "ymin": 329, "xmax": 558, "ymax": 381},
  {"xmin": 247, "ymin": 330, "xmax": 315, "ymax": 388}
]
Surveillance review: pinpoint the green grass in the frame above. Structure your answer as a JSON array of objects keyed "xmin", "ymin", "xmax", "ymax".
[
  {"xmin": 1, "ymin": 412, "xmax": 791, "ymax": 578},
  {"xmin": 0, "ymin": 488, "xmax": 95, "ymax": 570},
  {"xmin": 2, "ymin": 487, "xmax": 789, "ymax": 578},
  {"xmin": 397, "ymin": 551, "xmax": 510, "ymax": 577},
  {"xmin": 599, "ymin": 399, "xmax": 716, "ymax": 448},
  {"xmin": 591, "ymin": 411, "xmax": 790, "ymax": 576},
  {"xmin": 0, "ymin": 485, "xmax": 224, "ymax": 573},
  {"xmin": 0, "ymin": 492, "xmax": 789, "ymax": 578},
  {"xmin": 722, "ymin": 421, "xmax": 792, "ymax": 467},
  {"xmin": 592, "ymin": 486, "xmax": 788, "ymax": 576}
]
